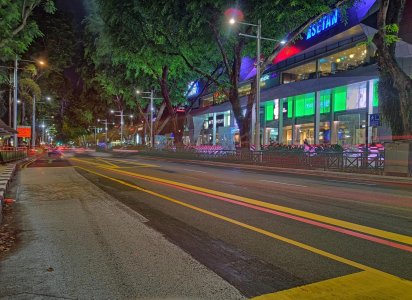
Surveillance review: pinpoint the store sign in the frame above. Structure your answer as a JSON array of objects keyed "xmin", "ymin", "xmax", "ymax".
[
  {"xmin": 306, "ymin": 9, "xmax": 339, "ymax": 40},
  {"xmin": 17, "ymin": 126, "xmax": 31, "ymax": 138},
  {"xmin": 186, "ymin": 81, "xmax": 199, "ymax": 97}
]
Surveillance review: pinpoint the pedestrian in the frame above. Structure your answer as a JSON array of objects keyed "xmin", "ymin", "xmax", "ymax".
[{"xmin": 304, "ymin": 138, "xmax": 309, "ymax": 146}]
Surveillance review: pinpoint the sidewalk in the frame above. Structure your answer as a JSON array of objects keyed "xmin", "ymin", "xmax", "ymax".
[{"xmin": 0, "ymin": 167, "xmax": 243, "ymax": 299}]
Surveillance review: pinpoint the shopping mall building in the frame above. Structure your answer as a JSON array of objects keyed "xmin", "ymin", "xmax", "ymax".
[{"xmin": 184, "ymin": 0, "xmax": 412, "ymax": 149}]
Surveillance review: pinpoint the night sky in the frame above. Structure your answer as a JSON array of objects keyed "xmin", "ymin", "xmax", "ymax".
[{"xmin": 56, "ymin": 0, "xmax": 87, "ymax": 23}]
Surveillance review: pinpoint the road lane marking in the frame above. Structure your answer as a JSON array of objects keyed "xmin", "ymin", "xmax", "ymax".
[
  {"xmin": 96, "ymin": 158, "xmax": 119, "ymax": 168},
  {"xmin": 253, "ymin": 271, "xmax": 412, "ymax": 299},
  {"xmin": 325, "ymin": 179, "xmax": 377, "ymax": 186},
  {"xmin": 74, "ymin": 164, "xmax": 412, "ymax": 290},
  {"xmin": 259, "ymin": 179, "xmax": 307, "ymax": 188},
  {"xmin": 183, "ymin": 168, "xmax": 207, "ymax": 174},
  {"xmin": 99, "ymin": 158, "xmax": 158, "ymax": 168},
  {"xmin": 70, "ymin": 157, "xmax": 412, "ymax": 246}
]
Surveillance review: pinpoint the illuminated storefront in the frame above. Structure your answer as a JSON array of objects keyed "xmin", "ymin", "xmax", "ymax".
[{"xmin": 186, "ymin": 0, "xmax": 412, "ymax": 147}]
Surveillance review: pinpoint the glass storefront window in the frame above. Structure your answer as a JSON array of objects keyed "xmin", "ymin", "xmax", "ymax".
[
  {"xmin": 333, "ymin": 86, "xmax": 347, "ymax": 112},
  {"xmin": 281, "ymin": 61, "xmax": 317, "ymax": 84},
  {"xmin": 295, "ymin": 93, "xmax": 315, "ymax": 117},
  {"xmin": 264, "ymin": 128, "xmax": 278, "ymax": 144},
  {"xmin": 294, "ymin": 123, "xmax": 315, "ymax": 145},
  {"xmin": 332, "ymin": 114, "xmax": 366, "ymax": 146},
  {"xmin": 347, "ymin": 82, "xmax": 367, "ymax": 110},
  {"xmin": 320, "ymin": 90, "xmax": 331, "ymax": 113},
  {"xmin": 282, "ymin": 125, "xmax": 293, "ymax": 145},
  {"xmin": 319, "ymin": 122, "xmax": 331, "ymax": 144},
  {"xmin": 319, "ymin": 44, "xmax": 368, "ymax": 76}
]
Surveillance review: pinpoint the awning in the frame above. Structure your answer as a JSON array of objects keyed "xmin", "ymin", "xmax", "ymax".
[{"xmin": 0, "ymin": 119, "xmax": 18, "ymax": 136}]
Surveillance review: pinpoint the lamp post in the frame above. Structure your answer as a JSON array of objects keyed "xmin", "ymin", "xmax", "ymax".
[
  {"xmin": 39, "ymin": 116, "xmax": 54, "ymax": 144},
  {"xmin": 12, "ymin": 57, "xmax": 45, "ymax": 148},
  {"xmin": 98, "ymin": 119, "xmax": 110, "ymax": 146},
  {"xmin": 32, "ymin": 96, "xmax": 51, "ymax": 148},
  {"xmin": 89, "ymin": 126, "xmax": 98, "ymax": 146},
  {"xmin": 136, "ymin": 90, "xmax": 162, "ymax": 147},
  {"xmin": 229, "ymin": 18, "xmax": 285, "ymax": 150},
  {"xmin": 110, "ymin": 110, "xmax": 124, "ymax": 145}
]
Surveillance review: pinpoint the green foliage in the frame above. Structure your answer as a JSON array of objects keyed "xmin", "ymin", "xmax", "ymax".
[
  {"xmin": 0, "ymin": 0, "xmax": 56, "ymax": 60},
  {"xmin": 384, "ymin": 24, "xmax": 401, "ymax": 46}
]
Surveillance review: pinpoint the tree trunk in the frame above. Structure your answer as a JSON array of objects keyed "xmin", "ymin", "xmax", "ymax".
[
  {"xmin": 159, "ymin": 65, "xmax": 184, "ymax": 146},
  {"xmin": 373, "ymin": 0, "xmax": 412, "ymax": 137}
]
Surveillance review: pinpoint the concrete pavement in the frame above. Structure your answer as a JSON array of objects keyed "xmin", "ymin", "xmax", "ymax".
[{"xmin": 0, "ymin": 166, "xmax": 244, "ymax": 299}]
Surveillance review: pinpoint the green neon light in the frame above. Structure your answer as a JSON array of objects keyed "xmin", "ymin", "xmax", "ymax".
[
  {"xmin": 373, "ymin": 80, "xmax": 379, "ymax": 107},
  {"xmin": 333, "ymin": 86, "xmax": 347, "ymax": 112},
  {"xmin": 287, "ymin": 97, "xmax": 293, "ymax": 118},
  {"xmin": 265, "ymin": 101, "xmax": 274, "ymax": 121}
]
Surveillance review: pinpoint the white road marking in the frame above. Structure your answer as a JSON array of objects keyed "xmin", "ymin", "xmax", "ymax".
[
  {"xmin": 325, "ymin": 179, "xmax": 377, "ymax": 186},
  {"xmin": 259, "ymin": 180, "xmax": 307, "ymax": 188},
  {"xmin": 183, "ymin": 168, "xmax": 207, "ymax": 174}
]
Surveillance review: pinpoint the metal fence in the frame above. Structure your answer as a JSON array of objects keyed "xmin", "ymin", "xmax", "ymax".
[
  {"xmin": 138, "ymin": 148, "xmax": 385, "ymax": 174},
  {"xmin": 0, "ymin": 148, "xmax": 28, "ymax": 163}
]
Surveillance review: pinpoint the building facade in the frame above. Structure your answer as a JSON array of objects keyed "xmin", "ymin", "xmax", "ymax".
[{"xmin": 185, "ymin": 0, "xmax": 412, "ymax": 149}]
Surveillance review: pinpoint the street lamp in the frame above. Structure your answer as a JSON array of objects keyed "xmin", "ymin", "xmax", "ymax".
[
  {"xmin": 12, "ymin": 57, "xmax": 46, "ymax": 147},
  {"xmin": 229, "ymin": 18, "xmax": 285, "ymax": 150},
  {"xmin": 136, "ymin": 90, "xmax": 162, "ymax": 147},
  {"xmin": 110, "ymin": 109, "xmax": 124, "ymax": 145},
  {"xmin": 98, "ymin": 119, "xmax": 110, "ymax": 147},
  {"xmin": 32, "ymin": 96, "xmax": 51, "ymax": 148}
]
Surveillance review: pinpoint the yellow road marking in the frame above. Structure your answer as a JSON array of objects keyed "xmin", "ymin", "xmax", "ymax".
[
  {"xmin": 253, "ymin": 271, "xmax": 412, "ymax": 299},
  {"xmin": 99, "ymin": 157, "xmax": 158, "ymax": 168},
  {"xmin": 95, "ymin": 158, "xmax": 119, "ymax": 168},
  {"xmin": 74, "ymin": 164, "xmax": 412, "ymax": 291},
  {"xmin": 71, "ymin": 157, "xmax": 412, "ymax": 246}
]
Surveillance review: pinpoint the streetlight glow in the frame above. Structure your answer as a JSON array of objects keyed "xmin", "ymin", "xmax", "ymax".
[
  {"xmin": 229, "ymin": 18, "xmax": 236, "ymax": 25},
  {"xmin": 280, "ymin": 40, "xmax": 286, "ymax": 45},
  {"xmin": 46, "ymin": 96, "xmax": 51, "ymax": 101},
  {"xmin": 110, "ymin": 110, "xmax": 114, "ymax": 114},
  {"xmin": 136, "ymin": 90, "xmax": 140, "ymax": 94}
]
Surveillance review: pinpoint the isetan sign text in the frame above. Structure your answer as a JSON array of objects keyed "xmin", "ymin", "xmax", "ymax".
[{"xmin": 306, "ymin": 9, "xmax": 339, "ymax": 40}]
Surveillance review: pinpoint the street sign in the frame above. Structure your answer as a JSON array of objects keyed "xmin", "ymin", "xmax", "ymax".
[
  {"xmin": 17, "ymin": 126, "xmax": 31, "ymax": 138},
  {"xmin": 369, "ymin": 113, "xmax": 381, "ymax": 127}
]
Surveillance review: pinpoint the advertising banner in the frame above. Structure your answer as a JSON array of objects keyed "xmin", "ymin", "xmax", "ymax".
[{"xmin": 17, "ymin": 126, "xmax": 31, "ymax": 138}]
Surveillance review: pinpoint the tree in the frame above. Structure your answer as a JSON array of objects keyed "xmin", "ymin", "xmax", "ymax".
[
  {"xmin": 372, "ymin": 0, "xmax": 412, "ymax": 137},
  {"xmin": 183, "ymin": 0, "xmax": 355, "ymax": 148},
  {"xmin": 0, "ymin": 0, "xmax": 56, "ymax": 60}
]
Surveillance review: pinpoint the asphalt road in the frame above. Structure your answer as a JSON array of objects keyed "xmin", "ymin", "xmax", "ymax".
[
  {"xmin": 0, "ymin": 156, "xmax": 243, "ymax": 299},
  {"xmin": 8, "ymin": 151, "xmax": 411, "ymax": 299}
]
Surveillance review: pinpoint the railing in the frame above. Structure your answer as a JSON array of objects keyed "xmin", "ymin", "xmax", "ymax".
[
  {"xmin": 137, "ymin": 148, "xmax": 385, "ymax": 174},
  {"xmin": 0, "ymin": 147, "xmax": 28, "ymax": 163}
]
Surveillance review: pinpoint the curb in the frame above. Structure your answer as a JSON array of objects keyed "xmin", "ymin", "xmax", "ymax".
[{"xmin": 0, "ymin": 164, "xmax": 16, "ymax": 215}]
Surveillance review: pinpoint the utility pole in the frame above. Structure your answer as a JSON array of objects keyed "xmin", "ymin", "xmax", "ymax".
[
  {"xmin": 150, "ymin": 90, "xmax": 153, "ymax": 148},
  {"xmin": 136, "ymin": 90, "xmax": 162, "ymax": 147},
  {"xmin": 255, "ymin": 19, "xmax": 261, "ymax": 150},
  {"xmin": 230, "ymin": 18, "xmax": 285, "ymax": 150},
  {"xmin": 98, "ymin": 119, "xmax": 109, "ymax": 147},
  {"xmin": 32, "ymin": 94, "xmax": 36, "ymax": 148},
  {"xmin": 13, "ymin": 56, "xmax": 18, "ymax": 147},
  {"xmin": 9, "ymin": 72, "xmax": 12, "ymax": 127}
]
